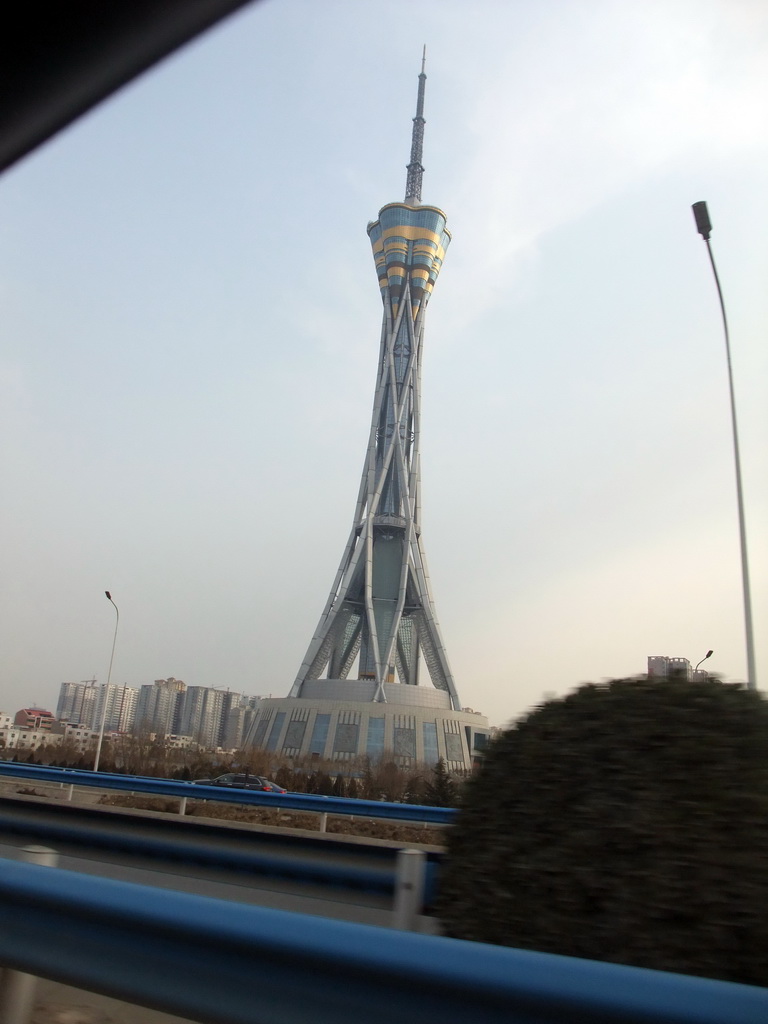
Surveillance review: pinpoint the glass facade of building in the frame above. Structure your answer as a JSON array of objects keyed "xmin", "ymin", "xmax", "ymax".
[
  {"xmin": 366, "ymin": 717, "xmax": 385, "ymax": 758},
  {"xmin": 309, "ymin": 713, "xmax": 331, "ymax": 756},
  {"xmin": 252, "ymin": 716, "xmax": 270, "ymax": 748},
  {"xmin": 265, "ymin": 712, "xmax": 286, "ymax": 752},
  {"xmin": 422, "ymin": 721, "xmax": 438, "ymax": 764}
]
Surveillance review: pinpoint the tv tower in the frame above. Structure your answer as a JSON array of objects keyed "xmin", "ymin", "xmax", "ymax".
[
  {"xmin": 290, "ymin": 49, "xmax": 460, "ymax": 709},
  {"xmin": 249, "ymin": 55, "xmax": 488, "ymax": 769}
]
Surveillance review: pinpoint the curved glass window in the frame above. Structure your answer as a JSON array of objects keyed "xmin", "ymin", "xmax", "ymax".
[
  {"xmin": 366, "ymin": 717, "xmax": 385, "ymax": 758},
  {"xmin": 423, "ymin": 721, "xmax": 438, "ymax": 764}
]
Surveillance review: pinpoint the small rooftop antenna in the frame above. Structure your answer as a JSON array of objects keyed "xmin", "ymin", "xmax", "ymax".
[{"xmin": 404, "ymin": 46, "xmax": 427, "ymax": 204}]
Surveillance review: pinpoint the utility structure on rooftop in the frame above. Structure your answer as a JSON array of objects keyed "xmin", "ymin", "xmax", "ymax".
[{"xmin": 249, "ymin": 54, "xmax": 489, "ymax": 770}]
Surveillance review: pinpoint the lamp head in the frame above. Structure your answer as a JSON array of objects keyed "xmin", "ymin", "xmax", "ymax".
[
  {"xmin": 105, "ymin": 591, "xmax": 112, "ymax": 600},
  {"xmin": 692, "ymin": 201, "xmax": 712, "ymax": 240}
]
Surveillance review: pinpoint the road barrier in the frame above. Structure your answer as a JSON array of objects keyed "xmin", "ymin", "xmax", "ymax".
[
  {"xmin": 0, "ymin": 794, "xmax": 438, "ymax": 917},
  {"xmin": 1, "ymin": 857, "xmax": 766, "ymax": 1024},
  {"xmin": 0, "ymin": 796, "xmax": 440, "ymax": 913},
  {"xmin": 0, "ymin": 846, "xmax": 59, "ymax": 1024},
  {"xmin": 0, "ymin": 761, "xmax": 454, "ymax": 823}
]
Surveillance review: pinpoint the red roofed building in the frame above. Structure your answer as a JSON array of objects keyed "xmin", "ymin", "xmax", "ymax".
[{"xmin": 14, "ymin": 708, "xmax": 55, "ymax": 731}]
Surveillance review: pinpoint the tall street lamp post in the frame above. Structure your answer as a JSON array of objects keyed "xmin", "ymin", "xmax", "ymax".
[
  {"xmin": 94, "ymin": 590, "xmax": 119, "ymax": 772},
  {"xmin": 692, "ymin": 202, "xmax": 757, "ymax": 691}
]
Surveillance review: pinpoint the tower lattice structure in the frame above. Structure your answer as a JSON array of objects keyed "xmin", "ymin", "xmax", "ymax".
[{"xmin": 291, "ymin": 53, "xmax": 461, "ymax": 712}]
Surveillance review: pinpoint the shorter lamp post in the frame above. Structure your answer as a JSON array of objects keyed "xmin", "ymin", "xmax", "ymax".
[
  {"xmin": 94, "ymin": 591, "xmax": 119, "ymax": 772},
  {"xmin": 694, "ymin": 650, "xmax": 714, "ymax": 677}
]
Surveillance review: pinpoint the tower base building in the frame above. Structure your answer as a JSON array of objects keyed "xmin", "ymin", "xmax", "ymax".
[{"xmin": 247, "ymin": 682, "xmax": 488, "ymax": 771}]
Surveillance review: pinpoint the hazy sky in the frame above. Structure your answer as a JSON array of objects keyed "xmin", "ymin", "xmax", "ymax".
[{"xmin": 2, "ymin": 0, "xmax": 766, "ymax": 728}]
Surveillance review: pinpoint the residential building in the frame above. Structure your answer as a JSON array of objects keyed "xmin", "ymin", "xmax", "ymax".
[
  {"xmin": 56, "ymin": 680, "xmax": 97, "ymax": 725},
  {"xmin": 178, "ymin": 686, "xmax": 228, "ymax": 749},
  {"xmin": 134, "ymin": 678, "xmax": 186, "ymax": 737},
  {"xmin": 92, "ymin": 684, "xmax": 138, "ymax": 733},
  {"xmin": 648, "ymin": 656, "xmax": 692, "ymax": 680},
  {"xmin": 14, "ymin": 707, "xmax": 55, "ymax": 731}
]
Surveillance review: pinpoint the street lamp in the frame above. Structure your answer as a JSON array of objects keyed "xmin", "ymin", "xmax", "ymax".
[
  {"xmin": 93, "ymin": 591, "xmax": 119, "ymax": 772},
  {"xmin": 692, "ymin": 202, "xmax": 757, "ymax": 691},
  {"xmin": 694, "ymin": 650, "xmax": 714, "ymax": 676}
]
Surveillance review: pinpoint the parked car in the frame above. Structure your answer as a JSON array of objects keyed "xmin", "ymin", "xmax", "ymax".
[{"xmin": 191, "ymin": 772, "xmax": 287, "ymax": 793}]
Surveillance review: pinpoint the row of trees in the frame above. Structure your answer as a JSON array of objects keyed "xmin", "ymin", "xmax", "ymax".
[{"xmin": 267, "ymin": 756, "xmax": 458, "ymax": 806}]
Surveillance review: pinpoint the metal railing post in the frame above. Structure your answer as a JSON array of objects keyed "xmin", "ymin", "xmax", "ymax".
[
  {"xmin": 0, "ymin": 846, "xmax": 58, "ymax": 1024},
  {"xmin": 392, "ymin": 848, "xmax": 426, "ymax": 931}
]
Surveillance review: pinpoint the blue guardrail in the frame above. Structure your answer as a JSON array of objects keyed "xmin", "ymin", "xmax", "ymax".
[
  {"xmin": 1, "ymin": 857, "xmax": 767, "ymax": 1024},
  {"xmin": 0, "ymin": 761, "xmax": 455, "ymax": 822}
]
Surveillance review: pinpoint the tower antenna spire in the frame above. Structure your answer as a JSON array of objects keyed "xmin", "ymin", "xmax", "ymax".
[{"xmin": 404, "ymin": 46, "xmax": 427, "ymax": 204}]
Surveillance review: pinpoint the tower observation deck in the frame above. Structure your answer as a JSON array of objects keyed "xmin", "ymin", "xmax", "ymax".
[{"xmin": 247, "ymin": 54, "xmax": 489, "ymax": 769}]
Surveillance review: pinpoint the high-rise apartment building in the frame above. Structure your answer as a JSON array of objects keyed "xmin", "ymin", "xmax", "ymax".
[
  {"xmin": 58, "ymin": 678, "xmax": 263, "ymax": 750},
  {"xmin": 178, "ymin": 686, "xmax": 229, "ymax": 749},
  {"xmin": 92, "ymin": 683, "xmax": 138, "ymax": 733},
  {"xmin": 56, "ymin": 680, "xmax": 97, "ymax": 726},
  {"xmin": 134, "ymin": 678, "xmax": 186, "ymax": 737},
  {"xmin": 648, "ymin": 656, "xmax": 692, "ymax": 680},
  {"xmin": 221, "ymin": 695, "xmax": 262, "ymax": 750}
]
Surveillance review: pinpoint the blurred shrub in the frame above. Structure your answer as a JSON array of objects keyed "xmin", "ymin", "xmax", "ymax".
[{"xmin": 437, "ymin": 677, "xmax": 768, "ymax": 986}]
